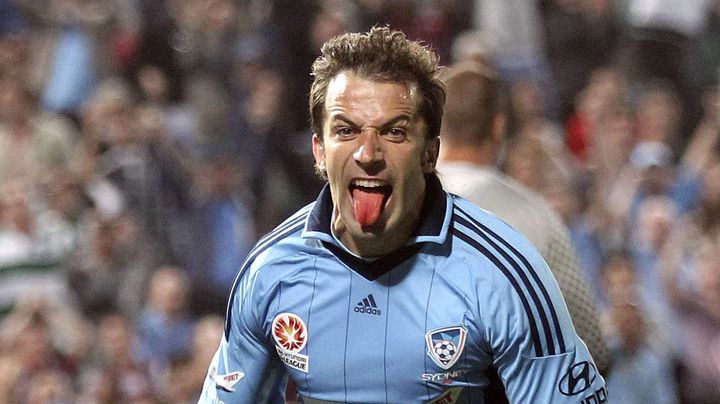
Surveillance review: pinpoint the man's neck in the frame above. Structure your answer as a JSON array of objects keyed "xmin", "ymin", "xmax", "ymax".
[{"xmin": 439, "ymin": 144, "xmax": 495, "ymax": 167}]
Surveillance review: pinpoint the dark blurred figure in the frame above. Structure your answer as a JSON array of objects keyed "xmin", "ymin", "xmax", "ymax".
[
  {"xmin": 77, "ymin": 312, "xmax": 157, "ymax": 403},
  {"xmin": 542, "ymin": 0, "xmax": 622, "ymax": 123},
  {"xmin": 186, "ymin": 153, "xmax": 255, "ymax": 315},
  {"xmin": 67, "ymin": 213, "xmax": 155, "ymax": 320},
  {"xmin": 622, "ymin": 0, "xmax": 713, "ymax": 143},
  {"xmin": 0, "ymin": 297, "xmax": 92, "ymax": 402}
]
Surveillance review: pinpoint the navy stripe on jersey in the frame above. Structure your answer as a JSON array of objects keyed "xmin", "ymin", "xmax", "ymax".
[
  {"xmin": 224, "ymin": 210, "xmax": 310, "ymax": 338},
  {"xmin": 454, "ymin": 214, "xmax": 554, "ymax": 356},
  {"xmin": 257, "ymin": 205, "xmax": 313, "ymax": 247},
  {"xmin": 453, "ymin": 228, "xmax": 544, "ymax": 357},
  {"xmin": 455, "ymin": 207, "xmax": 566, "ymax": 354},
  {"xmin": 453, "ymin": 211, "xmax": 565, "ymax": 357}
]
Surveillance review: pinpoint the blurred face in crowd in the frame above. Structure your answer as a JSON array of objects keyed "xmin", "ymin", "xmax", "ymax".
[
  {"xmin": 148, "ymin": 267, "xmax": 188, "ymax": 317},
  {"xmin": 312, "ymin": 72, "xmax": 439, "ymax": 256},
  {"xmin": 0, "ymin": 78, "xmax": 31, "ymax": 124},
  {"xmin": 700, "ymin": 162, "xmax": 720, "ymax": 206},
  {"xmin": 137, "ymin": 65, "xmax": 169, "ymax": 102},
  {"xmin": 636, "ymin": 196, "xmax": 676, "ymax": 251},
  {"xmin": 98, "ymin": 314, "xmax": 133, "ymax": 362},
  {"xmin": 696, "ymin": 242, "xmax": 720, "ymax": 317},
  {"xmin": 601, "ymin": 254, "xmax": 637, "ymax": 304},
  {"xmin": 610, "ymin": 302, "xmax": 645, "ymax": 352}
]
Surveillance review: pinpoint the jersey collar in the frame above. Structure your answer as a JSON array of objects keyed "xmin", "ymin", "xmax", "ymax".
[{"xmin": 302, "ymin": 174, "xmax": 453, "ymax": 248}]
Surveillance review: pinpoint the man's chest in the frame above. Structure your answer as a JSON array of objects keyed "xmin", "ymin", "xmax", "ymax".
[{"xmin": 262, "ymin": 261, "xmax": 491, "ymax": 402}]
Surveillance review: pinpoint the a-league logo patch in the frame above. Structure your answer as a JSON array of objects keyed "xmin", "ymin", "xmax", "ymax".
[
  {"xmin": 272, "ymin": 313, "xmax": 307, "ymax": 352},
  {"xmin": 425, "ymin": 326, "xmax": 467, "ymax": 370},
  {"xmin": 272, "ymin": 313, "xmax": 310, "ymax": 373}
]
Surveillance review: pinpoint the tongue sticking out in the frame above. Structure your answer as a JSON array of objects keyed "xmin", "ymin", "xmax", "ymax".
[{"xmin": 352, "ymin": 187, "xmax": 386, "ymax": 228}]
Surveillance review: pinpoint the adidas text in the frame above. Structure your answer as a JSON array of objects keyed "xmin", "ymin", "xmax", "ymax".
[{"xmin": 354, "ymin": 306, "xmax": 382, "ymax": 315}]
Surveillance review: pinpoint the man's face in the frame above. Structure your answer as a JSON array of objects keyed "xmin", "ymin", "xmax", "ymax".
[{"xmin": 312, "ymin": 72, "xmax": 439, "ymax": 256}]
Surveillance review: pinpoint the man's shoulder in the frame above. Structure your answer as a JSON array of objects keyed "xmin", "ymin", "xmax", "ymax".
[
  {"xmin": 240, "ymin": 205, "xmax": 320, "ymax": 276},
  {"xmin": 450, "ymin": 196, "xmax": 540, "ymax": 255}
]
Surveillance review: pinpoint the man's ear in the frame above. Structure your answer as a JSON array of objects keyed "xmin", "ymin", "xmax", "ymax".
[
  {"xmin": 423, "ymin": 137, "xmax": 440, "ymax": 173},
  {"xmin": 312, "ymin": 133, "xmax": 326, "ymax": 171}
]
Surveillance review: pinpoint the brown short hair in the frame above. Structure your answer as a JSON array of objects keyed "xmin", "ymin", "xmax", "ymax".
[
  {"xmin": 309, "ymin": 26, "xmax": 445, "ymax": 141},
  {"xmin": 440, "ymin": 62, "xmax": 500, "ymax": 146}
]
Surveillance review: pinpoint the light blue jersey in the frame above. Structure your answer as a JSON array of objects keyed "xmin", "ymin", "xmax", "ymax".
[{"xmin": 200, "ymin": 177, "xmax": 606, "ymax": 403}]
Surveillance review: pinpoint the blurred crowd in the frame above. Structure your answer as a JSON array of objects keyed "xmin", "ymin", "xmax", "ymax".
[{"xmin": 0, "ymin": 0, "xmax": 719, "ymax": 402}]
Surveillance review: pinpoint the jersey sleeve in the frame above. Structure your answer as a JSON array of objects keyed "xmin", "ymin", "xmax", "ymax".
[
  {"xmin": 198, "ymin": 264, "xmax": 286, "ymax": 403},
  {"xmin": 483, "ymin": 239, "xmax": 608, "ymax": 403}
]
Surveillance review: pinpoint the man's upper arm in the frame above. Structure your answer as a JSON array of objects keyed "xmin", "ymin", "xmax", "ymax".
[
  {"xmin": 198, "ymin": 268, "xmax": 285, "ymax": 403},
  {"xmin": 487, "ymin": 244, "xmax": 607, "ymax": 403}
]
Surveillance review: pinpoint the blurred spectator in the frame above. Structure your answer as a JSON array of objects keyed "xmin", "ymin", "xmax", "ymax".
[
  {"xmin": 228, "ymin": 61, "xmax": 322, "ymax": 235},
  {"xmin": 261, "ymin": 0, "xmax": 318, "ymax": 133},
  {"xmin": 505, "ymin": 78, "xmax": 574, "ymax": 181},
  {"xmin": 681, "ymin": 161, "xmax": 720, "ymax": 241},
  {"xmin": 585, "ymin": 104, "xmax": 635, "ymax": 201},
  {"xmin": 503, "ymin": 133, "xmax": 567, "ymax": 193},
  {"xmin": 134, "ymin": 63, "xmax": 200, "ymax": 157},
  {"xmin": 35, "ymin": 169, "xmax": 95, "ymax": 258},
  {"xmin": 606, "ymin": 84, "xmax": 703, "ymax": 240},
  {"xmin": 623, "ymin": 0, "xmax": 713, "ymax": 140},
  {"xmin": 628, "ymin": 195, "xmax": 680, "ymax": 334},
  {"xmin": 472, "ymin": 0, "xmax": 556, "ymax": 115},
  {"xmin": 450, "ymin": 29, "xmax": 495, "ymax": 67},
  {"xmin": 565, "ymin": 66, "xmax": 629, "ymax": 164},
  {"xmin": 0, "ymin": 0, "xmax": 30, "ymax": 79},
  {"xmin": 0, "ymin": 181, "xmax": 77, "ymax": 313},
  {"xmin": 0, "ymin": 75, "xmax": 79, "ymax": 186},
  {"xmin": 161, "ymin": 314, "xmax": 224, "ymax": 403},
  {"xmin": 689, "ymin": 5, "xmax": 720, "ymax": 90},
  {"xmin": 167, "ymin": 0, "xmax": 242, "ymax": 89},
  {"xmin": 543, "ymin": 0, "xmax": 622, "ymax": 123},
  {"xmin": 77, "ymin": 76, "xmax": 197, "ymax": 265},
  {"xmin": 25, "ymin": 368, "xmax": 77, "ymax": 404},
  {"xmin": 681, "ymin": 85, "xmax": 720, "ymax": 173},
  {"xmin": 78, "ymin": 311, "xmax": 156, "ymax": 403},
  {"xmin": 136, "ymin": 266, "xmax": 195, "ymax": 376},
  {"xmin": 634, "ymin": 81, "xmax": 683, "ymax": 147},
  {"xmin": 67, "ymin": 213, "xmax": 154, "ymax": 320},
  {"xmin": 0, "ymin": 296, "xmax": 91, "ymax": 402},
  {"xmin": 604, "ymin": 300, "xmax": 679, "ymax": 404},
  {"xmin": 662, "ymin": 235, "xmax": 720, "ymax": 402},
  {"xmin": 187, "ymin": 154, "xmax": 254, "ymax": 315},
  {"xmin": 599, "ymin": 250, "xmax": 642, "ymax": 308},
  {"xmin": 16, "ymin": 0, "xmax": 125, "ymax": 122}
]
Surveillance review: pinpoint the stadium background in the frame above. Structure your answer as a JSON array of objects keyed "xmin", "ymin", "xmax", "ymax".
[{"xmin": 0, "ymin": 0, "xmax": 719, "ymax": 402}]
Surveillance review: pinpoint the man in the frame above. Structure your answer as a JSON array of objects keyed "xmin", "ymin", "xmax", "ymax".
[
  {"xmin": 200, "ymin": 27, "xmax": 606, "ymax": 403},
  {"xmin": 437, "ymin": 62, "xmax": 610, "ymax": 375}
]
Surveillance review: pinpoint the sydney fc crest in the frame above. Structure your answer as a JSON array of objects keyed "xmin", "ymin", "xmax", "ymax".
[{"xmin": 425, "ymin": 326, "xmax": 467, "ymax": 370}]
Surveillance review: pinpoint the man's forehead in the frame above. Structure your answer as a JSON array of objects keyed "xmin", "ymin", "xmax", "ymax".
[{"xmin": 325, "ymin": 72, "xmax": 420, "ymax": 111}]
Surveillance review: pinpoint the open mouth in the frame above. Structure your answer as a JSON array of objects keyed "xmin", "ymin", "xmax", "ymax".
[{"xmin": 349, "ymin": 179, "xmax": 392, "ymax": 228}]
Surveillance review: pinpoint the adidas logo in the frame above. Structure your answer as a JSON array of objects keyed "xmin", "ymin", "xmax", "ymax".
[{"xmin": 354, "ymin": 294, "xmax": 382, "ymax": 316}]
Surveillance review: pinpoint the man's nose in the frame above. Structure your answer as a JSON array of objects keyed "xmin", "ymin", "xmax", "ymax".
[{"xmin": 353, "ymin": 129, "xmax": 384, "ymax": 164}]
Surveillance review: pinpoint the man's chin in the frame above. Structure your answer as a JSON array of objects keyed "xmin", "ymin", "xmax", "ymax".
[{"xmin": 353, "ymin": 220, "xmax": 386, "ymax": 236}]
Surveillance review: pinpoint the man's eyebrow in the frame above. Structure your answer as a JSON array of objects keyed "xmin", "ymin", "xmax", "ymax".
[
  {"xmin": 378, "ymin": 115, "xmax": 412, "ymax": 130},
  {"xmin": 329, "ymin": 114, "xmax": 360, "ymax": 128},
  {"xmin": 329, "ymin": 114, "xmax": 413, "ymax": 129}
]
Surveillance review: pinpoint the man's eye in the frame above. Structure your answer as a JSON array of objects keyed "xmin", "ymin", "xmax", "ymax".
[
  {"xmin": 336, "ymin": 127, "xmax": 356, "ymax": 137},
  {"xmin": 386, "ymin": 128, "xmax": 407, "ymax": 139}
]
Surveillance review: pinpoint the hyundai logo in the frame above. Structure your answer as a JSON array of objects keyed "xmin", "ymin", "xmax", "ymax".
[{"xmin": 558, "ymin": 361, "xmax": 596, "ymax": 396}]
